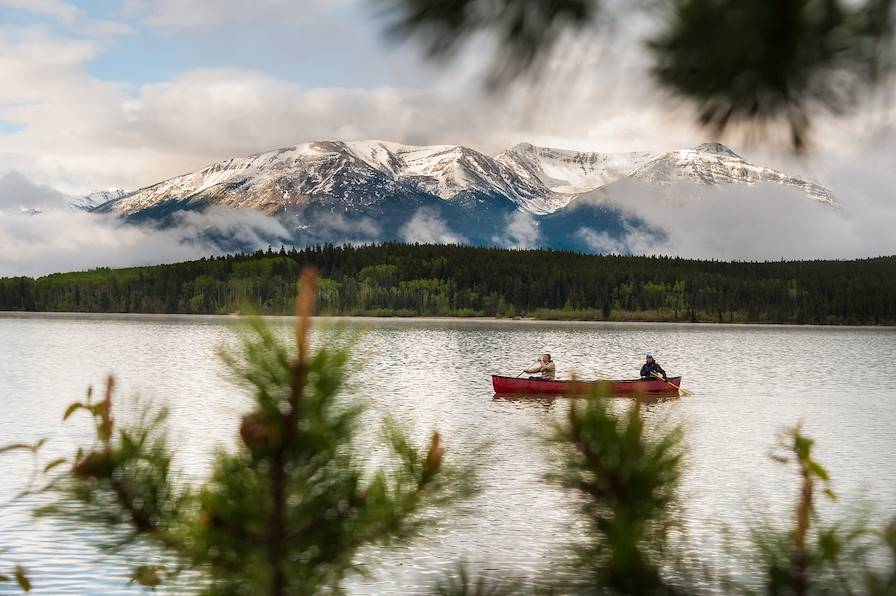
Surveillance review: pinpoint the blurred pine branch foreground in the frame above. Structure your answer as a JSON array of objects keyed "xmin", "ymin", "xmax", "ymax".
[
  {"xmin": 3, "ymin": 268, "xmax": 894, "ymax": 594},
  {"xmin": 381, "ymin": 0, "xmax": 895, "ymax": 151},
  {"xmin": 37, "ymin": 268, "xmax": 472, "ymax": 594}
]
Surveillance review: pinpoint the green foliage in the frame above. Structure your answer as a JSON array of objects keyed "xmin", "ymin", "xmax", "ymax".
[
  {"xmin": 38, "ymin": 270, "xmax": 471, "ymax": 594},
  {"xmin": 744, "ymin": 426, "xmax": 896, "ymax": 596},
  {"xmin": 548, "ymin": 394, "xmax": 685, "ymax": 594},
  {"xmin": 432, "ymin": 562, "xmax": 522, "ymax": 595},
  {"xmin": 1, "ymin": 244, "xmax": 893, "ymax": 325},
  {"xmin": 42, "ymin": 379, "xmax": 188, "ymax": 547},
  {"xmin": 0, "ymin": 565, "xmax": 31, "ymax": 592}
]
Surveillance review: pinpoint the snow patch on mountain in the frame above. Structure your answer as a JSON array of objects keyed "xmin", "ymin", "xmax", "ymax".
[
  {"xmin": 345, "ymin": 140, "xmax": 554, "ymax": 212},
  {"xmin": 626, "ymin": 146, "xmax": 835, "ymax": 204},
  {"xmin": 70, "ymin": 188, "xmax": 126, "ymax": 211},
  {"xmin": 496, "ymin": 142, "xmax": 655, "ymax": 194}
]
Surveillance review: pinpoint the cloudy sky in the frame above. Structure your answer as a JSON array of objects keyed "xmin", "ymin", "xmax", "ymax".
[
  {"xmin": 0, "ymin": 0, "xmax": 894, "ymax": 274},
  {"xmin": 7, "ymin": 0, "xmax": 883, "ymax": 193}
]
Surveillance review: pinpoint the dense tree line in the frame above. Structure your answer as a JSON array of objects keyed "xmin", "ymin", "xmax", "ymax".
[{"xmin": 1, "ymin": 243, "xmax": 894, "ymax": 325}]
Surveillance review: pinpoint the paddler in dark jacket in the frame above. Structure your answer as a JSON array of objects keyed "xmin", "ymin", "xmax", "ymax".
[{"xmin": 640, "ymin": 353, "xmax": 667, "ymax": 381}]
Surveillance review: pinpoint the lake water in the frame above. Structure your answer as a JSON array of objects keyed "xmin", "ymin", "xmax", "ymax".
[{"xmin": 2, "ymin": 314, "xmax": 895, "ymax": 594}]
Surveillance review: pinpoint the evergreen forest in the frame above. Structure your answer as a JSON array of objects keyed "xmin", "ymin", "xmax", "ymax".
[{"xmin": 1, "ymin": 244, "xmax": 893, "ymax": 325}]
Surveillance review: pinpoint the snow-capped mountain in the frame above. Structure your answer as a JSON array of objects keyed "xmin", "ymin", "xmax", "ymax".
[
  {"xmin": 622, "ymin": 143, "xmax": 835, "ymax": 204},
  {"xmin": 102, "ymin": 139, "xmax": 834, "ymax": 219},
  {"xmin": 496, "ymin": 143, "xmax": 655, "ymax": 195},
  {"xmin": 103, "ymin": 140, "xmax": 548, "ymax": 218},
  {"xmin": 70, "ymin": 188, "xmax": 126, "ymax": 211},
  {"xmin": 94, "ymin": 139, "xmax": 835, "ymax": 253},
  {"xmin": 497, "ymin": 141, "xmax": 835, "ymax": 206}
]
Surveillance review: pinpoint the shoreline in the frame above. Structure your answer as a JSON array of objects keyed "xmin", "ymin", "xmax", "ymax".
[{"xmin": 2, "ymin": 310, "xmax": 894, "ymax": 330}]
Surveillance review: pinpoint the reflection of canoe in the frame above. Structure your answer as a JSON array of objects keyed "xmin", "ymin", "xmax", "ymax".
[{"xmin": 491, "ymin": 375, "xmax": 682, "ymax": 395}]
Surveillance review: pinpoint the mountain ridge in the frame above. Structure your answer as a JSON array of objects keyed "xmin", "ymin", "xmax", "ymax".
[
  {"xmin": 89, "ymin": 139, "xmax": 835, "ymax": 254},
  {"xmin": 99, "ymin": 139, "xmax": 835, "ymax": 216}
]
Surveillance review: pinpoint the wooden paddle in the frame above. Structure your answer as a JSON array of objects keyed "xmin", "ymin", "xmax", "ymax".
[
  {"xmin": 651, "ymin": 372, "xmax": 692, "ymax": 396},
  {"xmin": 517, "ymin": 361, "xmax": 538, "ymax": 378}
]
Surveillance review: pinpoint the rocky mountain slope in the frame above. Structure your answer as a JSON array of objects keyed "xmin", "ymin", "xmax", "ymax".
[
  {"xmin": 622, "ymin": 143, "xmax": 834, "ymax": 203},
  {"xmin": 91, "ymin": 139, "xmax": 835, "ymax": 252},
  {"xmin": 70, "ymin": 188, "xmax": 126, "ymax": 211}
]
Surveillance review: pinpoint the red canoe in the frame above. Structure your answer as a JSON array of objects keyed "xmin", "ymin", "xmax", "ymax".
[{"xmin": 491, "ymin": 374, "xmax": 682, "ymax": 395}]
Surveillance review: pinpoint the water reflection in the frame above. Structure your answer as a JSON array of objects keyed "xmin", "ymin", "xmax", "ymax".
[
  {"xmin": 492, "ymin": 393, "xmax": 681, "ymax": 406},
  {"xmin": 492, "ymin": 393, "xmax": 561, "ymax": 407}
]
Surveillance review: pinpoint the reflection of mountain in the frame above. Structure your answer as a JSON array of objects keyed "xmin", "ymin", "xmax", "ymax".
[{"xmin": 91, "ymin": 140, "xmax": 835, "ymax": 252}]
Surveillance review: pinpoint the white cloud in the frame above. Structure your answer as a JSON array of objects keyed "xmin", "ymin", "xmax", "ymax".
[
  {"xmin": 591, "ymin": 155, "xmax": 896, "ymax": 260},
  {"xmin": 173, "ymin": 206, "xmax": 292, "ymax": 249},
  {"xmin": 399, "ymin": 209, "xmax": 465, "ymax": 245},
  {"xmin": 493, "ymin": 211, "xmax": 540, "ymax": 248},
  {"xmin": 5, "ymin": 4, "xmax": 889, "ymax": 201},
  {"xmin": 122, "ymin": 0, "xmax": 341, "ymax": 30},
  {"xmin": 0, "ymin": 0, "xmax": 79, "ymax": 23},
  {"xmin": 0, "ymin": 210, "xmax": 196, "ymax": 276},
  {"xmin": 576, "ymin": 228, "xmax": 627, "ymax": 254},
  {"xmin": 303, "ymin": 211, "xmax": 381, "ymax": 242},
  {"xmin": 0, "ymin": 173, "xmax": 291, "ymax": 276},
  {"xmin": 0, "ymin": 0, "xmax": 132, "ymax": 35},
  {"xmin": 0, "ymin": 12, "xmax": 711, "ymax": 194},
  {"xmin": 3, "ymin": 0, "xmax": 894, "ymax": 198},
  {"xmin": 0, "ymin": 170, "xmax": 69, "ymax": 211}
]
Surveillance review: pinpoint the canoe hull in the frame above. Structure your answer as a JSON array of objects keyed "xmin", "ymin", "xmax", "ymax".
[{"xmin": 491, "ymin": 375, "xmax": 681, "ymax": 395}]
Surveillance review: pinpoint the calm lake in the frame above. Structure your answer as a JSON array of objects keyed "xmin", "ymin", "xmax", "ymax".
[{"xmin": 2, "ymin": 314, "xmax": 895, "ymax": 594}]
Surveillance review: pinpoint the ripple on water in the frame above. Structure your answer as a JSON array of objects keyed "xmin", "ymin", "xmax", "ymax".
[{"xmin": 2, "ymin": 314, "xmax": 895, "ymax": 593}]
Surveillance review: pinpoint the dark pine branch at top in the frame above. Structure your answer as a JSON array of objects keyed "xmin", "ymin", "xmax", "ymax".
[{"xmin": 0, "ymin": 243, "xmax": 893, "ymax": 325}]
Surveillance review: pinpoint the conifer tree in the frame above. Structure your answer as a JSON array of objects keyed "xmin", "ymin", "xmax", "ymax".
[
  {"xmin": 547, "ymin": 392, "xmax": 686, "ymax": 594},
  {"xmin": 41, "ymin": 268, "xmax": 471, "ymax": 594}
]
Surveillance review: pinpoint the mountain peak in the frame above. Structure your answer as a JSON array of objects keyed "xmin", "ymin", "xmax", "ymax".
[
  {"xmin": 102, "ymin": 138, "xmax": 834, "ymax": 222},
  {"xmin": 691, "ymin": 142, "xmax": 741, "ymax": 159},
  {"xmin": 70, "ymin": 188, "xmax": 127, "ymax": 211}
]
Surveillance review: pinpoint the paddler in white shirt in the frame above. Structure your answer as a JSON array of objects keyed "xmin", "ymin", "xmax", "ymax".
[{"xmin": 524, "ymin": 353, "xmax": 556, "ymax": 380}]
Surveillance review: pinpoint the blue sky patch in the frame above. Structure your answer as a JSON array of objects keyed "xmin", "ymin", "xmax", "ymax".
[{"xmin": 0, "ymin": 121, "xmax": 25, "ymax": 134}]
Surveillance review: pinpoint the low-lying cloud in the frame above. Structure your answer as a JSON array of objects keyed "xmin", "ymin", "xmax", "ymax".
[
  {"xmin": 399, "ymin": 209, "xmax": 465, "ymax": 245},
  {"xmin": 493, "ymin": 211, "xmax": 540, "ymax": 249},
  {"xmin": 592, "ymin": 172, "xmax": 896, "ymax": 260},
  {"xmin": 0, "ymin": 170, "xmax": 70, "ymax": 212},
  {"xmin": 303, "ymin": 211, "xmax": 380, "ymax": 243},
  {"xmin": 0, "ymin": 195, "xmax": 291, "ymax": 277}
]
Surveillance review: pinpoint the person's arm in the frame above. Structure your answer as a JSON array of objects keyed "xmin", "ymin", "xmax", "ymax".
[
  {"xmin": 640, "ymin": 364, "xmax": 649, "ymax": 378},
  {"xmin": 525, "ymin": 362, "xmax": 543, "ymax": 374},
  {"xmin": 656, "ymin": 364, "xmax": 667, "ymax": 380}
]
